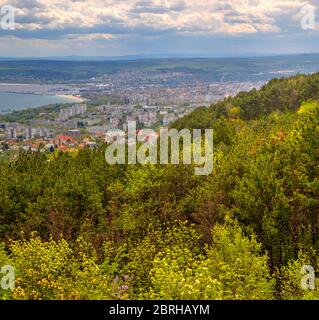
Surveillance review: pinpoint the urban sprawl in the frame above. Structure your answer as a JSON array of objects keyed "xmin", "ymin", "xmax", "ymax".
[{"xmin": 0, "ymin": 78, "xmax": 265, "ymax": 156}]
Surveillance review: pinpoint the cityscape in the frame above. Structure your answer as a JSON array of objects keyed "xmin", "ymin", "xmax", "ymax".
[{"xmin": 0, "ymin": 63, "xmax": 269, "ymax": 157}]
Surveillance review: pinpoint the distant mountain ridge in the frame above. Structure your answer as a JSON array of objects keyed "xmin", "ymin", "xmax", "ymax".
[
  {"xmin": 0, "ymin": 52, "xmax": 318, "ymax": 61},
  {"xmin": 1, "ymin": 54, "xmax": 319, "ymax": 83}
]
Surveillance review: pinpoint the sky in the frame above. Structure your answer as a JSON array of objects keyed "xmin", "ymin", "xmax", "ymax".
[{"xmin": 0, "ymin": 0, "xmax": 319, "ymax": 57}]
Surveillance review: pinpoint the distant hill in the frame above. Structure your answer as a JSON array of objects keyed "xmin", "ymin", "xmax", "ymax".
[
  {"xmin": 1, "ymin": 54, "xmax": 319, "ymax": 83},
  {"xmin": 0, "ymin": 52, "xmax": 304, "ymax": 61}
]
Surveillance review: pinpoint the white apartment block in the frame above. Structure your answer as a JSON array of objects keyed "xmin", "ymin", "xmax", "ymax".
[{"xmin": 58, "ymin": 104, "xmax": 87, "ymax": 121}]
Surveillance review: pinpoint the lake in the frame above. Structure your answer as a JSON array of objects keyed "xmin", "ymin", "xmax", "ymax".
[{"xmin": 0, "ymin": 92, "xmax": 82, "ymax": 113}]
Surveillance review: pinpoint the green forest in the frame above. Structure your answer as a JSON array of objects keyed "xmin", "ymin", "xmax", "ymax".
[{"xmin": 1, "ymin": 72, "xmax": 319, "ymax": 300}]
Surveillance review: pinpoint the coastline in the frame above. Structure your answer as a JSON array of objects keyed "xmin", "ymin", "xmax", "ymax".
[
  {"xmin": 55, "ymin": 94, "xmax": 85, "ymax": 103},
  {"xmin": 0, "ymin": 84, "xmax": 84, "ymax": 103},
  {"xmin": 0, "ymin": 92, "xmax": 86, "ymax": 114},
  {"xmin": 0, "ymin": 91, "xmax": 84, "ymax": 102}
]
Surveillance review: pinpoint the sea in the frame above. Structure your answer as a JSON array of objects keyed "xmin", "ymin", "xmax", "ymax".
[{"xmin": 0, "ymin": 92, "xmax": 80, "ymax": 113}]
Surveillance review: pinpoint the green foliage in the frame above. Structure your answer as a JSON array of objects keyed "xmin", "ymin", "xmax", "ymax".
[
  {"xmin": 0, "ymin": 103, "xmax": 71, "ymax": 123},
  {"xmin": 148, "ymin": 220, "xmax": 274, "ymax": 300},
  {"xmin": 1, "ymin": 72, "xmax": 319, "ymax": 300},
  {"xmin": 10, "ymin": 236, "xmax": 116, "ymax": 300},
  {"xmin": 278, "ymin": 251, "xmax": 319, "ymax": 300},
  {"xmin": 172, "ymin": 72, "xmax": 319, "ymax": 129},
  {"xmin": 122, "ymin": 223, "xmax": 203, "ymax": 297}
]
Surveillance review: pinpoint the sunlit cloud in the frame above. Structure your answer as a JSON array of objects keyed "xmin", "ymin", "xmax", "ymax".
[{"xmin": 0, "ymin": 0, "xmax": 318, "ymax": 56}]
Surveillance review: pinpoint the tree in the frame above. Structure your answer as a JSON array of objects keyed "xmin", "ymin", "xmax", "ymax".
[{"xmin": 148, "ymin": 219, "xmax": 274, "ymax": 300}]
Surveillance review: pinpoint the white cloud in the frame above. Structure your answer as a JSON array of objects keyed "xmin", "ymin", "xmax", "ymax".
[
  {"xmin": 0, "ymin": 0, "xmax": 312, "ymax": 37},
  {"xmin": 0, "ymin": 0, "xmax": 317, "ymax": 56},
  {"xmin": 66, "ymin": 33, "xmax": 114, "ymax": 40}
]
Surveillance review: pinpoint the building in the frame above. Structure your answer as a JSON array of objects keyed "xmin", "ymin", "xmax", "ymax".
[
  {"xmin": 54, "ymin": 135, "xmax": 74, "ymax": 147},
  {"xmin": 67, "ymin": 129, "xmax": 81, "ymax": 138},
  {"xmin": 58, "ymin": 104, "xmax": 87, "ymax": 121}
]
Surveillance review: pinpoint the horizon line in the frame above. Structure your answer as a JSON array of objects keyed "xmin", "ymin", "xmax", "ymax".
[{"xmin": 0, "ymin": 52, "xmax": 319, "ymax": 62}]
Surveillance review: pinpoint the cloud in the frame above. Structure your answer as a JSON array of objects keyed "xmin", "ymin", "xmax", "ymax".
[
  {"xmin": 0, "ymin": 0, "xmax": 311, "ymax": 37},
  {"xmin": 0, "ymin": 0, "xmax": 317, "ymax": 56},
  {"xmin": 66, "ymin": 33, "xmax": 114, "ymax": 40}
]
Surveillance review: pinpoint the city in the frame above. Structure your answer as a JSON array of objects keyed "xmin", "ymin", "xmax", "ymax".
[{"xmin": 0, "ymin": 78, "xmax": 265, "ymax": 157}]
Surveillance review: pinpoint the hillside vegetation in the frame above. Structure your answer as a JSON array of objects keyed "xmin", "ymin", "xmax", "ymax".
[{"xmin": 1, "ymin": 73, "xmax": 319, "ymax": 300}]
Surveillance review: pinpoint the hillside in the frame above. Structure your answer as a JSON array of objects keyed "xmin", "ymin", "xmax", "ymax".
[
  {"xmin": 172, "ymin": 72, "xmax": 319, "ymax": 129},
  {"xmin": 0, "ymin": 72, "xmax": 319, "ymax": 300}
]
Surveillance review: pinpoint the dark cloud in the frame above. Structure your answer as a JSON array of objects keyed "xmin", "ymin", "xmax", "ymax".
[{"xmin": 10, "ymin": 0, "xmax": 45, "ymax": 10}]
